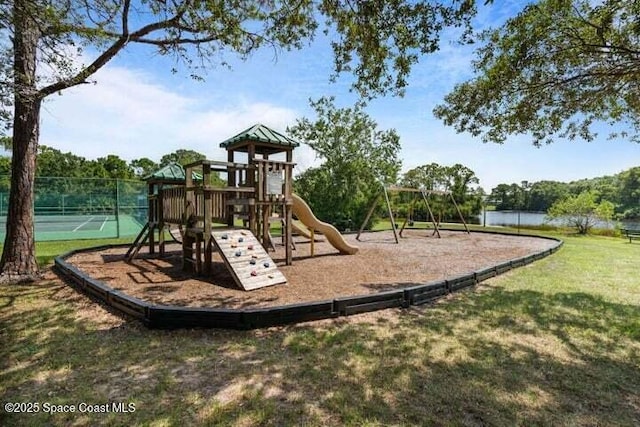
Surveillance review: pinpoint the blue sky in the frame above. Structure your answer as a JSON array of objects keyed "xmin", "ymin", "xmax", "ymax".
[{"xmin": 38, "ymin": 1, "xmax": 639, "ymax": 191}]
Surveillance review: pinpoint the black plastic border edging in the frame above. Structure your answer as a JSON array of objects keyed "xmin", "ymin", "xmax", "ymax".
[{"xmin": 54, "ymin": 230, "xmax": 563, "ymax": 330}]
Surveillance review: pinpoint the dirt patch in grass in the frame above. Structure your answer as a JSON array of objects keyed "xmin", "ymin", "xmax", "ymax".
[{"xmin": 63, "ymin": 230, "xmax": 556, "ymax": 309}]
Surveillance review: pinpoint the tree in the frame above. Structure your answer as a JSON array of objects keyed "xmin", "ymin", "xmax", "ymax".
[
  {"xmin": 401, "ymin": 163, "xmax": 448, "ymax": 191},
  {"xmin": 36, "ymin": 146, "xmax": 87, "ymax": 177},
  {"xmin": 159, "ymin": 150, "xmax": 207, "ymax": 168},
  {"xmin": 159, "ymin": 149, "xmax": 228, "ymax": 185},
  {"xmin": 130, "ymin": 158, "xmax": 159, "ymax": 179},
  {"xmin": 441, "ymin": 164, "xmax": 480, "ymax": 204},
  {"xmin": 434, "ymin": 0, "xmax": 640, "ymax": 146},
  {"xmin": 619, "ymin": 166, "xmax": 640, "ymax": 219},
  {"xmin": 488, "ymin": 183, "xmax": 520, "ymax": 210},
  {"xmin": 94, "ymin": 155, "xmax": 135, "ymax": 180},
  {"xmin": 289, "ymin": 97, "xmax": 401, "ymax": 230},
  {"xmin": 0, "ymin": 156, "xmax": 10, "ymax": 175},
  {"xmin": 401, "ymin": 163, "xmax": 482, "ymax": 219},
  {"xmin": 1, "ymin": 0, "xmax": 479, "ymax": 282},
  {"xmin": 546, "ymin": 191, "xmax": 614, "ymax": 234},
  {"xmin": 0, "ymin": 136, "xmax": 10, "ymax": 151},
  {"xmin": 528, "ymin": 180, "xmax": 569, "ymax": 212}
]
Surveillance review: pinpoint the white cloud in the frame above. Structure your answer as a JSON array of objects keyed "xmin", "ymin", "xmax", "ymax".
[{"xmin": 40, "ymin": 65, "xmax": 300, "ymax": 163}]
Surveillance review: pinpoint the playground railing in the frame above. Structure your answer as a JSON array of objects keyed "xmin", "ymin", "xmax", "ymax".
[{"xmin": 161, "ymin": 186, "xmax": 185, "ymax": 225}]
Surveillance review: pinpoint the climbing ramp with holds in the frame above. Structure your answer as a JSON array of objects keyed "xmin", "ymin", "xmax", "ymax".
[{"xmin": 211, "ymin": 230, "xmax": 287, "ymax": 291}]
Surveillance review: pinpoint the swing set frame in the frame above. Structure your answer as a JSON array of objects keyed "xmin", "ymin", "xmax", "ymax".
[{"xmin": 356, "ymin": 185, "xmax": 470, "ymax": 243}]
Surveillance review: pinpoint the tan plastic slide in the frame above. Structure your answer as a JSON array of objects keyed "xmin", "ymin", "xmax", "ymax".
[{"xmin": 291, "ymin": 194, "xmax": 359, "ymax": 255}]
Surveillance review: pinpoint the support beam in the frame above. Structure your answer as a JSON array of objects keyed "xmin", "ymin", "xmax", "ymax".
[
  {"xmin": 356, "ymin": 193, "xmax": 381, "ymax": 241},
  {"xmin": 421, "ymin": 190, "xmax": 441, "ymax": 238},
  {"xmin": 285, "ymin": 201, "xmax": 293, "ymax": 265},
  {"xmin": 384, "ymin": 186, "xmax": 399, "ymax": 244},
  {"xmin": 450, "ymin": 193, "xmax": 471, "ymax": 234}
]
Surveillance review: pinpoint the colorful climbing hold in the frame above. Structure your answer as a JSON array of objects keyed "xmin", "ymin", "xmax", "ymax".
[
  {"xmin": 248, "ymin": 245, "xmax": 254, "ymax": 250},
  {"xmin": 238, "ymin": 237, "xmax": 244, "ymax": 243},
  {"xmin": 250, "ymin": 259, "xmax": 256, "ymax": 265},
  {"xmin": 221, "ymin": 234, "xmax": 228, "ymax": 239},
  {"xmin": 263, "ymin": 262, "xmax": 270, "ymax": 268},
  {"xmin": 230, "ymin": 243, "xmax": 237, "ymax": 248},
  {"xmin": 250, "ymin": 270, "xmax": 257, "ymax": 276},
  {"xmin": 235, "ymin": 251, "xmax": 242, "ymax": 257}
]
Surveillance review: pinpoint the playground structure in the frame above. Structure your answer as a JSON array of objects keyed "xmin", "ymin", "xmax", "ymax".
[
  {"xmin": 126, "ymin": 124, "xmax": 357, "ymax": 291},
  {"xmin": 357, "ymin": 185, "xmax": 470, "ymax": 243}
]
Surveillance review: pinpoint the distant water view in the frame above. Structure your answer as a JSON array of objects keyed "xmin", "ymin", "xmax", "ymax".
[{"xmin": 476, "ymin": 210, "xmax": 640, "ymax": 230}]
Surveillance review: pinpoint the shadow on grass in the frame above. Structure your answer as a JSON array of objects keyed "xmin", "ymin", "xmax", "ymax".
[{"xmin": 1, "ymin": 279, "xmax": 639, "ymax": 426}]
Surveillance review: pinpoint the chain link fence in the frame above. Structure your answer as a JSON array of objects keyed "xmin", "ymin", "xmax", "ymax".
[{"xmin": 0, "ymin": 176, "xmax": 147, "ymax": 242}]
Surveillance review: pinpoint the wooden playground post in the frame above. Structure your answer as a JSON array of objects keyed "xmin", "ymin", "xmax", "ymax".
[
  {"xmin": 283, "ymin": 159, "xmax": 293, "ymax": 265},
  {"xmin": 227, "ymin": 150, "xmax": 236, "ymax": 228},
  {"xmin": 285, "ymin": 199, "xmax": 293, "ymax": 265},
  {"xmin": 202, "ymin": 162, "xmax": 213, "ymax": 274},
  {"xmin": 148, "ymin": 183, "xmax": 156, "ymax": 254},
  {"xmin": 158, "ymin": 187, "xmax": 165, "ymax": 256},
  {"xmin": 310, "ymin": 228, "xmax": 315, "ymax": 256}
]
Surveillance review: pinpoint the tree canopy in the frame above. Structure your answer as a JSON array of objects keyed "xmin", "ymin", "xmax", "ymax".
[
  {"xmin": 400, "ymin": 163, "xmax": 483, "ymax": 220},
  {"xmin": 160, "ymin": 150, "xmax": 206, "ymax": 168},
  {"xmin": 129, "ymin": 158, "xmax": 159, "ymax": 179},
  {"xmin": 433, "ymin": 0, "xmax": 640, "ymax": 146}
]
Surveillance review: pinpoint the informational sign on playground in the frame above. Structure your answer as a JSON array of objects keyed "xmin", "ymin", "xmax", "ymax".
[{"xmin": 266, "ymin": 171, "xmax": 283, "ymax": 195}]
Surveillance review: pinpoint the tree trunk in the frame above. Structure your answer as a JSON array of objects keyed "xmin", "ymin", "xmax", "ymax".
[{"xmin": 1, "ymin": 0, "xmax": 41, "ymax": 283}]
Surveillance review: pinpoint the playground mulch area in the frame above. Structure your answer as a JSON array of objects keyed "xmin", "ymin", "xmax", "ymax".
[{"xmin": 65, "ymin": 230, "xmax": 557, "ymax": 309}]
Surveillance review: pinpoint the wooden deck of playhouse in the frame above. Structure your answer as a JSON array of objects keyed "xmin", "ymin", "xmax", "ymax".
[{"xmin": 126, "ymin": 124, "xmax": 298, "ymax": 291}]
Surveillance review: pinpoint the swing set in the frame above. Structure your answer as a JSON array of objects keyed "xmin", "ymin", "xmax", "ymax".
[{"xmin": 356, "ymin": 185, "xmax": 470, "ymax": 243}]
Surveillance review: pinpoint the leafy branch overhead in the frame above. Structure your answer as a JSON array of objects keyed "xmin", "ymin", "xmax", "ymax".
[
  {"xmin": 1, "ymin": 0, "xmax": 478, "ymax": 122},
  {"xmin": 433, "ymin": 0, "xmax": 640, "ymax": 145}
]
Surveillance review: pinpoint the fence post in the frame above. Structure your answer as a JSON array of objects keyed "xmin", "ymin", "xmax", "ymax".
[{"xmin": 116, "ymin": 179, "xmax": 120, "ymax": 238}]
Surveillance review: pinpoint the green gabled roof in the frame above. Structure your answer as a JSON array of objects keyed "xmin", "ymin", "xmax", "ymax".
[
  {"xmin": 144, "ymin": 162, "xmax": 202, "ymax": 183},
  {"xmin": 219, "ymin": 124, "xmax": 300, "ymax": 150}
]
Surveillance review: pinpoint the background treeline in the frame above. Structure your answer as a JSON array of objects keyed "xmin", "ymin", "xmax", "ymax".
[
  {"xmin": 488, "ymin": 167, "xmax": 640, "ymax": 219},
  {"xmin": 1, "ymin": 136, "xmax": 635, "ymax": 229},
  {"xmin": 0, "ymin": 147, "xmax": 208, "ymax": 216},
  {"xmin": 0, "ymin": 146, "xmax": 206, "ymax": 180}
]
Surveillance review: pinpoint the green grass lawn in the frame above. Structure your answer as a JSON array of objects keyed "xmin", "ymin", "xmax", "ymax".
[
  {"xmin": 34, "ymin": 237, "xmax": 135, "ymax": 266},
  {"xmin": 1, "ymin": 231, "xmax": 639, "ymax": 426}
]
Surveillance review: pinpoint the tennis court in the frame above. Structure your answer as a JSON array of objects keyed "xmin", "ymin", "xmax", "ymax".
[
  {"xmin": 0, "ymin": 213, "xmax": 144, "ymax": 242},
  {"xmin": 0, "ymin": 176, "xmax": 148, "ymax": 242}
]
